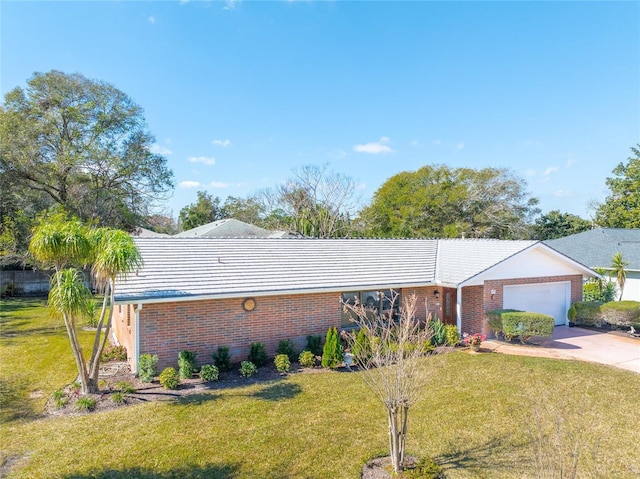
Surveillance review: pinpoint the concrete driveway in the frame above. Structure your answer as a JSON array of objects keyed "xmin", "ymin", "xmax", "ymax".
[{"xmin": 484, "ymin": 326, "xmax": 640, "ymax": 374}]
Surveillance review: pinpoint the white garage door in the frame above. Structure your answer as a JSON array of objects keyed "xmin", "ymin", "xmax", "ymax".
[{"xmin": 503, "ymin": 282, "xmax": 570, "ymax": 326}]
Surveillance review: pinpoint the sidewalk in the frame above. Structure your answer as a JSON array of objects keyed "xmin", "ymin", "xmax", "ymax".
[{"xmin": 483, "ymin": 326, "xmax": 640, "ymax": 374}]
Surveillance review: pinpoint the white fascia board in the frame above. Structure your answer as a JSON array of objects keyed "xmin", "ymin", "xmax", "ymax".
[
  {"xmin": 113, "ymin": 281, "xmax": 436, "ymax": 305},
  {"xmin": 458, "ymin": 242, "xmax": 598, "ymax": 288}
]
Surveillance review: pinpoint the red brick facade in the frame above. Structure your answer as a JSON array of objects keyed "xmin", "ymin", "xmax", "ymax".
[{"xmin": 114, "ymin": 275, "xmax": 584, "ymax": 371}]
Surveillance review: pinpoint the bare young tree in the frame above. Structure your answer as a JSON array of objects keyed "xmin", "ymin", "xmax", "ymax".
[
  {"xmin": 257, "ymin": 164, "xmax": 361, "ymax": 238},
  {"xmin": 344, "ymin": 292, "xmax": 442, "ymax": 474}
]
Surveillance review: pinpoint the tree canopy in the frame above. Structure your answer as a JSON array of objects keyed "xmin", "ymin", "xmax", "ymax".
[
  {"xmin": 531, "ymin": 210, "xmax": 592, "ymax": 240},
  {"xmin": 361, "ymin": 165, "xmax": 539, "ymax": 239},
  {"xmin": 178, "ymin": 191, "xmax": 225, "ymax": 231},
  {"xmin": 595, "ymin": 145, "xmax": 640, "ymax": 228},
  {"xmin": 0, "ymin": 70, "xmax": 174, "ymax": 232}
]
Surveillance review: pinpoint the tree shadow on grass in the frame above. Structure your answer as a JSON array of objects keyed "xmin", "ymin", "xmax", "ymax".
[
  {"xmin": 0, "ymin": 378, "xmax": 39, "ymax": 424},
  {"xmin": 435, "ymin": 435, "xmax": 528, "ymax": 475},
  {"xmin": 64, "ymin": 463, "xmax": 240, "ymax": 479},
  {"xmin": 251, "ymin": 381, "xmax": 302, "ymax": 401}
]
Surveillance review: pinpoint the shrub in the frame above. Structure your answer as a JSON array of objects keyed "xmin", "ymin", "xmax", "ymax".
[
  {"xmin": 298, "ymin": 350, "xmax": 316, "ymax": 368},
  {"xmin": 277, "ymin": 339, "xmax": 297, "ymax": 362},
  {"xmin": 159, "ymin": 367, "xmax": 180, "ymax": 389},
  {"xmin": 240, "ymin": 360, "xmax": 257, "ymax": 377},
  {"xmin": 178, "ymin": 350, "xmax": 197, "ymax": 379},
  {"xmin": 212, "ymin": 346, "xmax": 231, "ymax": 372},
  {"xmin": 75, "ymin": 396, "xmax": 96, "ymax": 411},
  {"xmin": 199, "ymin": 364, "xmax": 219, "ymax": 382},
  {"xmin": 111, "ymin": 392, "xmax": 125, "ymax": 404},
  {"xmin": 404, "ymin": 457, "xmax": 446, "ymax": 479},
  {"xmin": 583, "ymin": 281, "xmax": 617, "ymax": 303},
  {"xmin": 352, "ymin": 328, "xmax": 371, "ymax": 361},
  {"xmin": 321, "ymin": 327, "xmax": 343, "ymax": 368},
  {"xmin": 486, "ymin": 309, "xmax": 521, "ymax": 338},
  {"xmin": 567, "ymin": 304, "xmax": 577, "ymax": 323},
  {"xmin": 84, "ymin": 299, "xmax": 99, "ymax": 328},
  {"xmin": 138, "ymin": 353, "xmax": 158, "ymax": 383},
  {"xmin": 248, "ymin": 342, "xmax": 268, "ymax": 367},
  {"xmin": 572, "ymin": 301, "xmax": 604, "ymax": 327},
  {"xmin": 429, "ymin": 318, "xmax": 447, "ymax": 346},
  {"xmin": 600, "ymin": 301, "xmax": 640, "ymax": 328},
  {"xmin": 115, "ymin": 381, "xmax": 136, "ymax": 394},
  {"xmin": 306, "ymin": 335, "xmax": 323, "ymax": 356},
  {"xmin": 444, "ymin": 325, "xmax": 460, "ymax": 346},
  {"xmin": 274, "ymin": 354, "xmax": 291, "ymax": 373},
  {"xmin": 101, "ymin": 344, "xmax": 127, "ymax": 362},
  {"xmin": 501, "ymin": 311, "xmax": 554, "ymax": 343}
]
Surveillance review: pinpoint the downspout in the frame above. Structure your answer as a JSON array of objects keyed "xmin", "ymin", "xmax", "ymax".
[
  {"xmin": 134, "ymin": 303, "xmax": 142, "ymax": 374},
  {"xmin": 456, "ymin": 286, "xmax": 462, "ymax": 333}
]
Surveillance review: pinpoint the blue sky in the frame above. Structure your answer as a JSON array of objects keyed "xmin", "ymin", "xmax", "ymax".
[{"xmin": 2, "ymin": 1, "xmax": 639, "ymax": 220}]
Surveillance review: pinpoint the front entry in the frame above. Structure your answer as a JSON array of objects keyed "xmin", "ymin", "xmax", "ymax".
[{"xmin": 442, "ymin": 288, "xmax": 457, "ymax": 325}]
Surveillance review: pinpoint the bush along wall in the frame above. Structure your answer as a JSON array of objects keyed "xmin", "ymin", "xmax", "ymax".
[
  {"xmin": 486, "ymin": 309, "xmax": 554, "ymax": 343},
  {"xmin": 573, "ymin": 301, "xmax": 640, "ymax": 329}
]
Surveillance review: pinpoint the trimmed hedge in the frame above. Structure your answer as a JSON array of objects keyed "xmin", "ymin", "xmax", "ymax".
[
  {"xmin": 572, "ymin": 301, "xmax": 604, "ymax": 327},
  {"xmin": 487, "ymin": 309, "xmax": 521, "ymax": 339},
  {"xmin": 502, "ymin": 311, "xmax": 554, "ymax": 343},
  {"xmin": 573, "ymin": 301, "xmax": 640, "ymax": 328},
  {"xmin": 487, "ymin": 309, "xmax": 554, "ymax": 343}
]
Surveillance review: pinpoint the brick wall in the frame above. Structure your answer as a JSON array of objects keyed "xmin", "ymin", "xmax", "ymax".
[{"xmin": 138, "ymin": 292, "xmax": 341, "ymax": 370}]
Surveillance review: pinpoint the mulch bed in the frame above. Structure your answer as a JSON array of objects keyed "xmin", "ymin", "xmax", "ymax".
[{"xmin": 45, "ymin": 361, "xmax": 341, "ymax": 417}]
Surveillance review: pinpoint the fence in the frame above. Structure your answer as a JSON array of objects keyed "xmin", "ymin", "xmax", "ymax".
[{"xmin": 0, "ymin": 270, "xmax": 93, "ymax": 297}]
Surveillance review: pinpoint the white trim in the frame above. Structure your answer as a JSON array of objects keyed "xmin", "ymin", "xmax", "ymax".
[
  {"xmin": 133, "ymin": 303, "xmax": 142, "ymax": 374},
  {"xmin": 456, "ymin": 286, "xmax": 462, "ymax": 333},
  {"xmin": 113, "ymin": 281, "xmax": 437, "ymax": 306}
]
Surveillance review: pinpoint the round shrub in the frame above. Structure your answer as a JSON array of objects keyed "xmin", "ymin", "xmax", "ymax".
[
  {"xmin": 298, "ymin": 350, "xmax": 316, "ymax": 368},
  {"xmin": 159, "ymin": 367, "xmax": 180, "ymax": 390},
  {"xmin": 274, "ymin": 354, "xmax": 291, "ymax": 373},
  {"xmin": 178, "ymin": 350, "xmax": 197, "ymax": 379},
  {"xmin": 199, "ymin": 364, "xmax": 219, "ymax": 382},
  {"xmin": 111, "ymin": 392, "xmax": 125, "ymax": 404},
  {"xmin": 240, "ymin": 360, "xmax": 257, "ymax": 378},
  {"xmin": 212, "ymin": 346, "xmax": 231, "ymax": 372},
  {"xmin": 277, "ymin": 339, "xmax": 297, "ymax": 362},
  {"xmin": 444, "ymin": 325, "xmax": 460, "ymax": 346}
]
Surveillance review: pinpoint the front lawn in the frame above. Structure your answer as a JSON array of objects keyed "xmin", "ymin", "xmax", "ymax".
[{"xmin": 2, "ymin": 299, "xmax": 640, "ymax": 478}]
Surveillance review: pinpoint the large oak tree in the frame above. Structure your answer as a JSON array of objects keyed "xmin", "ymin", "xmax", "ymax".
[
  {"xmin": 362, "ymin": 164, "xmax": 539, "ymax": 239},
  {"xmin": 0, "ymin": 70, "xmax": 174, "ymax": 232},
  {"xmin": 595, "ymin": 145, "xmax": 640, "ymax": 228}
]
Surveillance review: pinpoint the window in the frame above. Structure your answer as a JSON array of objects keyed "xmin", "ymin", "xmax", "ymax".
[{"xmin": 340, "ymin": 289, "xmax": 401, "ymax": 328}]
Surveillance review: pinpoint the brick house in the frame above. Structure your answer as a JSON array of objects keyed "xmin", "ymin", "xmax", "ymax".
[{"xmin": 112, "ymin": 238, "xmax": 594, "ymax": 371}]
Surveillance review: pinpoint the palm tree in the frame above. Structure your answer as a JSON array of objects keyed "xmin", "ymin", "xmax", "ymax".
[
  {"xmin": 611, "ymin": 252, "xmax": 629, "ymax": 301},
  {"xmin": 30, "ymin": 215, "xmax": 142, "ymax": 394}
]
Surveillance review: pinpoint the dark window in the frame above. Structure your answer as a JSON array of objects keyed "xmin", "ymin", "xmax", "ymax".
[{"xmin": 340, "ymin": 289, "xmax": 401, "ymax": 328}]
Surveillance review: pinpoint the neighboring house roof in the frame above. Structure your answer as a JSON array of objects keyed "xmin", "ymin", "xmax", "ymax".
[
  {"xmin": 174, "ymin": 218, "xmax": 300, "ymax": 238},
  {"xmin": 114, "ymin": 238, "xmax": 591, "ymax": 304},
  {"xmin": 545, "ymin": 228, "xmax": 640, "ymax": 272}
]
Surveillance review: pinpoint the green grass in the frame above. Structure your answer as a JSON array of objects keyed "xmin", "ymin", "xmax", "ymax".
[{"xmin": 2, "ymin": 299, "xmax": 640, "ymax": 478}]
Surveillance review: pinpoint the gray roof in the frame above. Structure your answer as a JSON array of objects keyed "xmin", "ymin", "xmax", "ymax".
[
  {"xmin": 114, "ymin": 238, "xmax": 548, "ymax": 303},
  {"xmin": 545, "ymin": 228, "xmax": 640, "ymax": 271},
  {"xmin": 175, "ymin": 218, "xmax": 298, "ymax": 239}
]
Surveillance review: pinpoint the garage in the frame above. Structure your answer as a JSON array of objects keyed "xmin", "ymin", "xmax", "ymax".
[{"xmin": 503, "ymin": 281, "xmax": 571, "ymax": 326}]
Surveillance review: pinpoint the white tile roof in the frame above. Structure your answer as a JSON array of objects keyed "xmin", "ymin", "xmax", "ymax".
[
  {"xmin": 436, "ymin": 239, "xmax": 536, "ymax": 285},
  {"xmin": 115, "ymin": 238, "xmax": 438, "ymax": 303}
]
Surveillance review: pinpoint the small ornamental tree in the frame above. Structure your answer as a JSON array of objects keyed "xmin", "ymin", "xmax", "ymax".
[
  {"xmin": 321, "ymin": 327, "xmax": 342, "ymax": 368},
  {"xmin": 29, "ymin": 214, "xmax": 142, "ymax": 394},
  {"xmin": 343, "ymin": 292, "xmax": 440, "ymax": 474}
]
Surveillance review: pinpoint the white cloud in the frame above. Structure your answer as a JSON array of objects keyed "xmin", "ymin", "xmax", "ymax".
[
  {"xmin": 148, "ymin": 16, "xmax": 156, "ymax": 24},
  {"xmin": 454, "ymin": 142, "xmax": 465, "ymax": 152},
  {"xmin": 210, "ymin": 181, "xmax": 230, "ymax": 188},
  {"xmin": 150, "ymin": 143, "xmax": 172, "ymax": 155},
  {"xmin": 189, "ymin": 156, "xmax": 216, "ymax": 165},
  {"xmin": 224, "ymin": 0, "xmax": 239, "ymax": 9},
  {"xmin": 353, "ymin": 137, "xmax": 393, "ymax": 154},
  {"xmin": 524, "ymin": 169, "xmax": 536, "ymax": 177},
  {"xmin": 543, "ymin": 166, "xmax": 559, "ymax": 176},
  {"xmin": 554, "ymin": 190, "xmax": 574, "ymax": 198},
  {"xmin": 179, "ymin": 180, "xmax": 202, "ymax": 188},
  {"xmin": 212, "ymin": 139, "xmax": 231, "ymax": 147}
]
